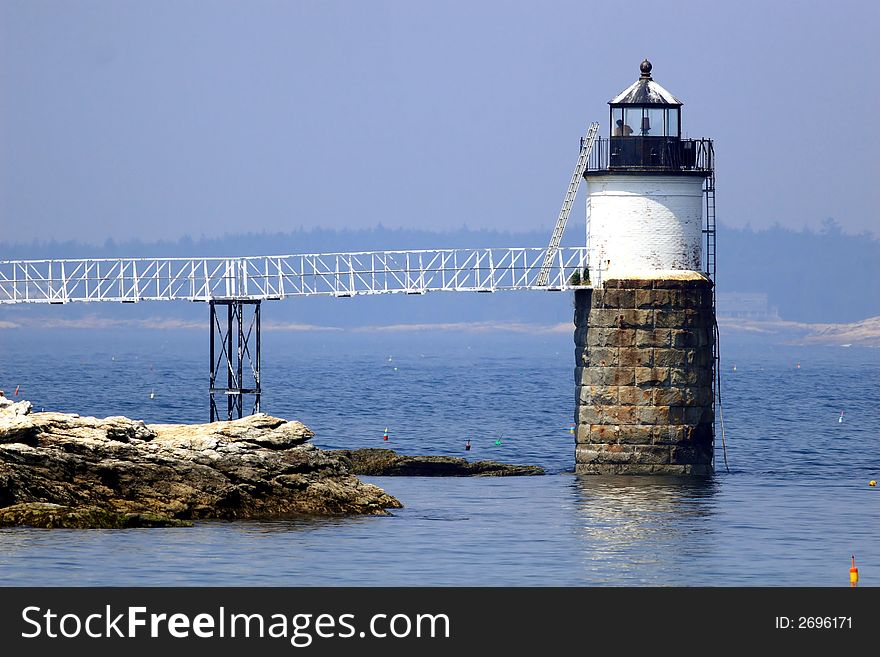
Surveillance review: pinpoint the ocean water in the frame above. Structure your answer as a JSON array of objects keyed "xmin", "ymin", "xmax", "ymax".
[{"xmin": 0, "ymin": 327, "xmax": 878, "ymax": 586}]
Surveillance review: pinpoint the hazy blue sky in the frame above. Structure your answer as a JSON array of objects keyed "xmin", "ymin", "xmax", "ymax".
[{"xmin": 1, "ymin": 0, "xmax": 877, "ymax": 245}]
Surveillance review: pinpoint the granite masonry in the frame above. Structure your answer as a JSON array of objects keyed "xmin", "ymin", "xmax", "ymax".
[{"xmin": 574, "ymin": 273, "xmax": 715, "ymax": 474}]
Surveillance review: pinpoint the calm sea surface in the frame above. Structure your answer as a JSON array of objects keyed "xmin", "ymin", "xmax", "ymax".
[{"xmin": 0, "ymin": 327, "xmax": 878, "ymax": 586}]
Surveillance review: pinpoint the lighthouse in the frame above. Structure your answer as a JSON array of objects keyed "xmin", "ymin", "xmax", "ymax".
[{"xmin": 574, "ymin": 60, "xmax": 716, "ymax": 475}]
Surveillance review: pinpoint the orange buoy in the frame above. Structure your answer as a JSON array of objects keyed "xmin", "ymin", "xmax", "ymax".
[{"xmin": 850, "ymin": 556, "xmax": 859, "ymax": 586}]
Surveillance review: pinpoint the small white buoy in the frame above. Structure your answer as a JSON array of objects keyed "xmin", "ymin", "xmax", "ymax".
[
  {"xmin": 149, "ymin": 389, "xmax": 155, "ymax": 400},
  {"xmin": 839, "ymin": 410, "xmax": 844, "ymax": 423},
  {"xmin": 732, "ymin": 364, "xmax": 737, "ymax": 372}
]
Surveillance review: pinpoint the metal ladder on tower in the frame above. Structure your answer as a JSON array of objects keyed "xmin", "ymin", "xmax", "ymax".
[
  {"xmin": 703, "ymin": 170, "xmax": 717, "ymax": 297},
  {"xmin": 537, "ymin": 121, "xmax": 600, "ymax": 287}
]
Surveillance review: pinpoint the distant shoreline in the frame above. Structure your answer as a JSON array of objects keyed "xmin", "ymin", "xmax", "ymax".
[
  {"xmin": 716, "ymin": 315, "xmax": 880, "ymax": 347},
  {"xmin": 0, "ymin": 317, "xmax": 571, "ymax": 335},
  {"xmin": 2, "ymin": 315, "xmax": 879, "ymax": 346}
]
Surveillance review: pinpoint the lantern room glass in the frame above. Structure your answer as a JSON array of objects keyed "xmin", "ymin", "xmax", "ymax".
[
  {"xmin": 610, "ymin": 107, "xmax": 680, "ymax": 137},
  {"xmin": 623, "ymin": 108, "xmax": 641, "ymax": 135},
  {"xmin": 667, "ymin": 108, "xmax": 679, "ymax": 136}
]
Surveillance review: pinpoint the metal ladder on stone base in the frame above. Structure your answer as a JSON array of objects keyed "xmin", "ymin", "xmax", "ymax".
[
  {"xmin": 537, "ymin": 122, "xmax": 599, "ymax": 287},
  {"xmin": 702, "ymin": 153, "xmax": 720, "ymax": 470}
]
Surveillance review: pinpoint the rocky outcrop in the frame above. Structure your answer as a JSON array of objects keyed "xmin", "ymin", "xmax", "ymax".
[
  {"xmin": 0, "ymin": 503, "xmax": 194, "ymax": 528},
  {"xmin": 0, "ymin": 397, "xmax": 31, "ymax": 416},
  {"xmin": 329, "ymin": 448, "xmax": 544, "ymax": 477},
  {"xmin": 0, "ymin": 408, "xmax": 401, "ymax": 528}
]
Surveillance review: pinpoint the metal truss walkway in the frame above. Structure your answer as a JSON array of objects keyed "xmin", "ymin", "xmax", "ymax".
[
  {"xmin": 0, "ymin": 246, "xmax": 590, "ymax": 421},
  {"xmin": 0, "ymin": 246, "xmax": 589, "ymax": 305}
]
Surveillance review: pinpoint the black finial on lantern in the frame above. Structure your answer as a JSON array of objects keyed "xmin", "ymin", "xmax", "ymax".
[{"xmin": 640, "ymin": 59, "xmax": 652, "ymax": 79}]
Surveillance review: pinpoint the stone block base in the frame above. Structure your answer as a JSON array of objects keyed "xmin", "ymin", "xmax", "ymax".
[{"xmin": 574, "ymin": 274, "xmax": 715, "ymax": 474}]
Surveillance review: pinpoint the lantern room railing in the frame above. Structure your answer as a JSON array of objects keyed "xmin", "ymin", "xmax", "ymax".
[{"xmin": 586, "ymin": 137, "xmax": 713, "ymax": 173}]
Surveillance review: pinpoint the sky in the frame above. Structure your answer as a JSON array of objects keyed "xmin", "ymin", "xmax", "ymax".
[{"xmin": 1, "ymin": 0, "xmax": 877, "ymax": 245}]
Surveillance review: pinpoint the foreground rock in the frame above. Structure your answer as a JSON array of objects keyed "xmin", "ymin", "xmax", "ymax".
[
  {"xmin": 329, "ymin": 448, "xmax": 544, "ymax": 477},
  {"xmin": 0, "ymin": 397, "xmax": 31, "ymax": 416},
  {"xmin": 0, "ymin": 409, "xmax": 401, "ymax": 528},
  {"xmin": 0, "ymin": 503, "xmax": 193, "ymax": 528}
]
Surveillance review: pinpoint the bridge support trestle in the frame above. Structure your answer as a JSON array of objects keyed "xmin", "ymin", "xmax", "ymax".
[{"xmin": 209, "ymin": 300, "xmax": 261, "ymax": 422}]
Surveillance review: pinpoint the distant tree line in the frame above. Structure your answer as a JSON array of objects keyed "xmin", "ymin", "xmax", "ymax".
[
  {"xmin": 716, "ymin": 219, "xmax": 879, "ymax": 323},
  {"xmin": 2, "ymin": 220, "xmax": 878, "ymax": 323}
]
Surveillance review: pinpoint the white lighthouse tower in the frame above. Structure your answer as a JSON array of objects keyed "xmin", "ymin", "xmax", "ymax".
[
  {"xmin": 574, "ymin": 60, "xmax": 716, "ymax": 475},
  {"xmin": 586, "ymin": 59, "xmax": 711, "ymax": 284}
]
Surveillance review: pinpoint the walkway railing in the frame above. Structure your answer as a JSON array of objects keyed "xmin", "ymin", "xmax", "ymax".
[{"xmin": 0, "ymin": 247, "xmax": 590, "ymax": 304}]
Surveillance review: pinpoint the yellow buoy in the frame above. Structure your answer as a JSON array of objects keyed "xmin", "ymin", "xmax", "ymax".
[
  {"xmin": 850, "ymin": 556, "xmax": 859, "ymax": 586},
  {"xmin": 870, "ymin": 480, "xmax": 877, "ymax": 487}
]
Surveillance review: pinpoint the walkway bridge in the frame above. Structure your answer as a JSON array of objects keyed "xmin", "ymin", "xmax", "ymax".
[
  {"xmin": 0, "ymin": 246, "xmax": 589, "ymax": 304},
  {"xmin": 0, "ymin": 246, "xmax": 590, "ymax": 420}
]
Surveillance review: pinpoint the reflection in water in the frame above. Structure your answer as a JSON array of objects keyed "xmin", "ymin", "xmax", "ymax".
[{"xmin": 573, "ymin": 475, "xmax": 719, "ymax": 584}]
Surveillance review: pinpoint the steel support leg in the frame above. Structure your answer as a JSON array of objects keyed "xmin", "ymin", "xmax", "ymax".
[
  {"xmin": 209, "ymin": 300, "xmax": 261, "ymax": 422},
  {"xmin": 227, "ymin": 302, "xmax": 235, "ymax": 419},
  {"xmin": 210, "ymin": 300, "xmax": 217, "ymax": 422}
]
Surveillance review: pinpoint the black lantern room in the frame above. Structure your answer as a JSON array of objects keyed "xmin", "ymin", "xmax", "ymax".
[{"xmin": 607, "ymin": 60, "xmax": 689, "ymax": 170}]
